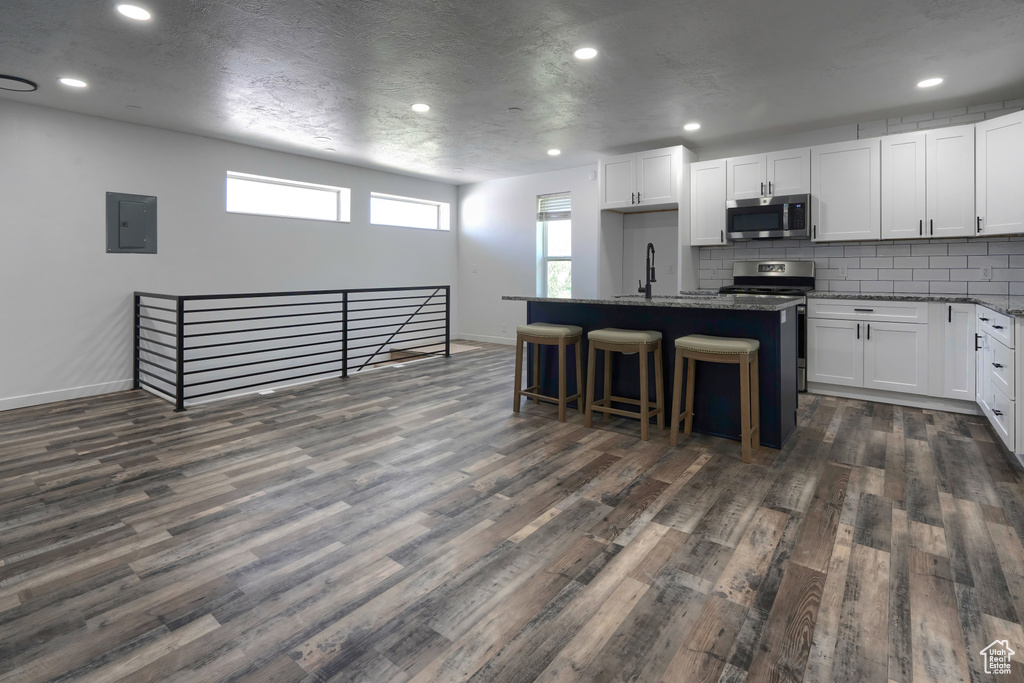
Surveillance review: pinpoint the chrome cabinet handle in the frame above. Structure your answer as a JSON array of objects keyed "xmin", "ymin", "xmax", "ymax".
[
  {"xmin": 994, "ymin": 363, "xmax": 1004, "ymax": 368},
  {"xmin": 720, "ymin": 230, "xmax": 724, "ymax": 244},
  {"xmin": 768, "ymin": 181, "xmax": 773, "ymax": 194},
  {"xmin": 978, "ymin": 217, "xmax": 983, "ymax": 233},
  {"xmin": 854, "ymin": 308, "xmax": 874, "ymax": 312},
  {"xmin": 761, "ymin": 182, "xmax": 765, "ymax": 195},
  {"xmin": 919, "ymin": 219, "xmax": 923, "ymax": 236},
  {"xmin": 631, "ymin": 192, "xmax": 635, "ymax": 205},
  {"xmin": 638, "ymin": 192, "xmax": 641, "ymax": 203},
  {"xmin": 867, "ymin": 324, "xmax": 871, "ymax": 340},
  {"xmin": 930, "ymin": 219, "xmax": 934, "ymax": 236},
  {"xmin": 856, "ymin": 323, "xmax": 860, "ymax": 339},
  {"xmin": 976, "ymin": 333, "xmax": 982, "ymax": 350}
]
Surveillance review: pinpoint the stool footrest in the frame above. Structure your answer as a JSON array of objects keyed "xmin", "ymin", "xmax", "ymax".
[
  {"xmin": 520, "ymin": 389, "xmax": 582, "ymax": 406},
  {"xmin": 590, "ymin": 397, "xmax": 663, "ymax": 420}
]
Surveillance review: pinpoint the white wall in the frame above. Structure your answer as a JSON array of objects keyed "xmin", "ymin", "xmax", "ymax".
[
  {"xmin": 694, "ymin": 124, "xmax": 857, "ymax": 161},
  {"xmin": 622, "ymin": 211, "xmax": 679, "ymax": 297},
  {"xmin": 0, "ymin": 99, "xmax": 458, "ymax": 411},
  {"xmin": 457, "ymin": 166, "xmax": 599, "ymax": 344}
]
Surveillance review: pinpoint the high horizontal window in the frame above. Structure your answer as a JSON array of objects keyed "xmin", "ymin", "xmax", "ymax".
[
  {"xmin": 226, "ymin": 171, "xmax": 351, "ymax": 222},
  {"xmin": 370, "ymin": 192, "xmax": 450, "ymax": 231}
]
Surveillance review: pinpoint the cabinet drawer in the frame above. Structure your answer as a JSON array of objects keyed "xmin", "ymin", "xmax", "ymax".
[
  {"xmin": 808, "ymin": 299, "xmax": 928, "ymax": 323},
  {"xmin": 978, "ymin": 306, "xmax": 1014, "ymax": 349},
  {"xmin": 990, "ymin": 337, "xmax": 1015, "ymax": 399},
  {"xmin": 990, "ymin": 383, "xmax": 1016, "ymax": 451}
]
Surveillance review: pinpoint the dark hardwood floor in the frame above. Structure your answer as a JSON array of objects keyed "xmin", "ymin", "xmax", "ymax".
[{"xmin": 2, "ymin": 343, "xmax": 1024, "ymax": 682}]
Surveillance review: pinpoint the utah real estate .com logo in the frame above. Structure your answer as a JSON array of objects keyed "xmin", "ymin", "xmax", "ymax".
[{"xmin": 981, "ymin": 640, "xmax": 1015, "ymax": 675}]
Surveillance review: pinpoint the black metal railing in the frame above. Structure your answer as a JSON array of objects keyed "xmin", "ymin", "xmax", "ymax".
[{"xmin": 133, "ymin": 286, "xmax": 450, "ymax": 411}]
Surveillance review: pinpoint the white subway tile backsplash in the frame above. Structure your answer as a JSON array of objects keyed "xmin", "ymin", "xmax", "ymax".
[
  {"xmin": 829, "ymin": 257, "xmax": 862, "ymax": 267},
  {"xmin": 894, "ymin": 256, "xmax": 930, "ymax": 268},
  {"xmin": 988, "ymin": 242, "xmax": 1024, "ymax": 254},
  {"xmin": 847, "ymin": 269, "xmax": 879, "ymax": 280},
  {"xmin": 968, "ymin": 101, "xmax": 1005, "ymax": 113},
  {"xmin": 968, "ymin": 254, "xmax": 1009, "ymax": 268},
  {"xmin": 950, "ymin": 269, "xmax": 984, "ymax": 281},
  {"xmin": 878, "ymin": 269, "xmax": 914, "ymax": 280},
  {"xmin": 929, "ymin": 282, "xmax": 968, "ymax": 294},
  {"xmin": 933, "ymin": 107, "xmax": 968, "ymax": 118},
  {"xmin": 912, "ymin": 269, "xmax": 950, "ymax": 281},
  {"xmin": 994, "ymin": 269, "xmax": 1024, "ymax": 281},
  {"xmin": 910, "ymin": 243, "xmax": 948, "ymax": 256},
  {"xmin": 948, "ymin": 242, "xmax": 989, "ymax": 256},
  {"xmin": 860, "ymin": 281, "xmax": 895, "ymax": 293},
  {"xmin": 951, "ymin": 113, "xmax": 986, "ymax": 125},
  {"xmin": 968, "ymin": 281, "xmax": 1010, "ymax": 295},
  {"xmin": 917, "ymin": 118, "xmax": 952, "ymax": 130},
  {"xmin": 1011, "ymin": 255, "xmax": 1024, "ymax": 268},
  {"xmin": 844, "ymin": 245, "xmax": 877, "ymax": 257},
  {"xmin": 928, "ymin": 255, "xmax": 968, "ymax": 268},
  {"xmin": 877, "ymin": 245, "xmax": 912, "ymax": 256},
  {"xmin": 888, "ymin": 122, "xmax": 919, "ymax": 133},
  {"xmin": 902, "ymin": 112, "xmax": 934, "ymax": 123},
  {"xmin": 1006, "ymin": 99, "xmax": 1024, "ymax": 109},
  {"xmin": 1012, "ymin": 283, "xmax": 1024, "ymax": 296},
  {"xmin": 814, "ymin": 247, "xmax": 845, "ymax": 258},
  {"xmin": 894, "ymin": 281, "xmax": 930, "ymax": 294},
  {"xmin": 860, "ymin": 257, "xmax": 894, "ymax": 268},
  {"xmin": 829, "ymin": 280, "xmax": 861, "ymax": 292}
]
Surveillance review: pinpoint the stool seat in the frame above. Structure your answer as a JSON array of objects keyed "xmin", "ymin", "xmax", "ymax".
[
  {"xmin": 588, "ymin": 328, "xmax": 662, "ymax": 344},
  {"xmin": 516, "ymin": 323, "xmax": 583, "ymax": 338},
  {"xmin": 675, "ymin": 334, "xmax": 759, "ymax": 355}
]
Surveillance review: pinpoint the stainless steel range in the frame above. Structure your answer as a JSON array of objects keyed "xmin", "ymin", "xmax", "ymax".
[{"xmin": 719, "ymin": 260, "xmax": 816, "ymax": 391}]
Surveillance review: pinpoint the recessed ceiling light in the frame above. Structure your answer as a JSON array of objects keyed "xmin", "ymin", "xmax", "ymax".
[
  {"xmin": 0, "ymin": 75, "xmax": 37, "ymax": 92},
  {"xmin": 917, "ymin": 77, "xmax": 944, "ymax": 88},
  {"xmin": 116, "ymin": 4, "xmax": 152, "ymax": 20},
  {"xmin": 574, "ymin": 47, "xmax": 598, "ymax": 60},
  {"xmin": 314, "ymin": 136, "xmax": 331, "ymax": 142},
  {"xmin": 683, "ymin": 122, "xmax": 701, "ymax": 131},
  {"xmin": 58, "ymin": 77, "xmax": 87, "ymax": 88},
  {"xmin": 411, "ymin": 103, "xmax": 430, "ymax": 113},
  {"xmin": 548, "ymin": 149, "xmax": 562, "ymax": 156}
]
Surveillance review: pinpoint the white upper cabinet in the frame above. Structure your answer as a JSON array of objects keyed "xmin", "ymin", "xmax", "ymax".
[
  {"xmin": 882, "ymin": 127, "xmax": 974, "ymax": 240},
  {"xmin": 881, "ymin": 132, "xmax": 927, "ymax": 240},
  {"xmin": 928, "ymin": 126, "xmax": 975, "ymax": 238},
  {"xmin": 690, "ymin": 159, "xmax": 727, "ymax": 246},
  {"xmin": 726, "ymin": 148, "xmax": 809, "ymax": 200},
  {"xmin": 599, "ymin": 154, "xmax": 637, "ymax": 210},
  {"xmin": 767, "ymin": 149, "xmax": 811, "ymax": 196},
  {"xmin": 599, "ymin": 146, "xmax": 681, "ymax": 211},
  {"xmin": 976, "ymin": 109, "xmax": 1024, "ymax": 236},
  {"xmin": 726, "ymin": 154, "xmax": 767, "ymax": 200},
  {"xmin": 811, "ymin": 139, "xmax": 881, "ymax": 242}
]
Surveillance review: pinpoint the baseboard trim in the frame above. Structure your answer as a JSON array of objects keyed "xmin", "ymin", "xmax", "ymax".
[
  {"xmin": 459, "ymin": 333, "xmax": 516, "ymax": 346},
  {"xmin": 0, "ymin": 379, "xmax": 134, "ymax": 412},
  {"xmin": 807, "ymin": 383, "xmax": 983, "ymax": 415}
]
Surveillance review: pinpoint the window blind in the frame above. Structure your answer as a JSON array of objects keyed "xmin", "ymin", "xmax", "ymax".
[{"xmin": 537, "ymin": 192, "xmax": 571, "ymax": 221}]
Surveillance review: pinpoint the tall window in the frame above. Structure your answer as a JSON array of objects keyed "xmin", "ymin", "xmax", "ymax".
[{"xmin": 538, "ymin": 192, "xmax": 571, "ymax": 298}]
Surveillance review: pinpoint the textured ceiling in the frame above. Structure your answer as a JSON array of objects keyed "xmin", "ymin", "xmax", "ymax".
[{"xmin": 2, "ymin": 0, "xmax": 1024, "ymax": 183}]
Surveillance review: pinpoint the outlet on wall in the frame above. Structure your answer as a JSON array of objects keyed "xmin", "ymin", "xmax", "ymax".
[
  {"xmin": 839, "ymin": 265, "xmax": 849, "ymax": 279},
  {"xmin": 983, "ymin": 266, "xmax": 993, "ymax": 280}
]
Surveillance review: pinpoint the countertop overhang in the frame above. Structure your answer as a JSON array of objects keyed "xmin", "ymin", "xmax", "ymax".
[{"xmin": 502, "ymin": 294, "xmax": 801, "ymax": 312}]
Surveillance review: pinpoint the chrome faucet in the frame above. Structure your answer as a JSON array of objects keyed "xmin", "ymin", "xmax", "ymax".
[{"xmin": 638, "ymin": 242, "xmax": 656, "ymax": 300}]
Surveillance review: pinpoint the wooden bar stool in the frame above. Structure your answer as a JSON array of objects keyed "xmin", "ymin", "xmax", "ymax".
[
  {"xmin": 584, "ymin": 328, "xmax": 664, "ymax": 441},
  {"xmin": 670, "ymin": 334, "xmax": 760, "ymax": 462},
  {"xmin": 513, "ymin": 323, "xmax": 584, "ymax": 422}
]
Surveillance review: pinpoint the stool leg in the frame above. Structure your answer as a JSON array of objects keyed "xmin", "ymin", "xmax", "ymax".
[
  {"xmin": 585, "ymin": 342, "xmax": 597, "ymax": 428},
  {"xmin": 513, "ymin": 334, "xmax": 524, "ymax": 413},
  {"xmin": 684, "ymin": 358, "xmax": 696, "ymax": 436},
  {"xmin": 603, "ymin": 348, "xmax": 612, "ymax": 420},
  {"xmin": 740, "ymin": 354, "xmax": 752, "ymax": 464},
  {"xmin": 670, "ymin": 348, "xmax": 684, "ymax": 447},
  {"xmin": 574, "ymin": 339, "xmax": 584, "ymax": 414},
  {"xmin": 557, "ymin": 338, "xmax": 567, "ymax": 423},
  {"xmin": 750, "ymin": 352, "xmax": 760, "ymax": 455},
  {"xmin": 532, "ymin": 343, "xmax": 540, "ymax": 404},
  {"xmin": 654, "ymin": 342, "xmax": 665, "ymax": 429},
  {"xmin": 639, "ymin": 348, "xmax": 650, "ymax": 441}
]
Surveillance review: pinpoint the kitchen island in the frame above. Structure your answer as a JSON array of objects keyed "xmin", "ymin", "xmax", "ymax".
[{"xmin": 502, "ymin": 294, "xmax": 801, "ymax": 449}]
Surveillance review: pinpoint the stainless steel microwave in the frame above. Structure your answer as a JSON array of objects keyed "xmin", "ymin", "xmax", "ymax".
[{"xmin": 726, "ymin": 194, "xmax": 809, "ymax": 241}]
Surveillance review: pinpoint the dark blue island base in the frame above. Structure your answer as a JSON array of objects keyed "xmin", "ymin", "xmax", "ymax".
[{"xmin": 526, "ymin": 300, "xmax": 798, "ymax": 450}]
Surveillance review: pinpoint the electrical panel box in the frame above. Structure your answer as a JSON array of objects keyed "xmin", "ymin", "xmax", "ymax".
[{"xmin": 106, "ymin": 192, "xmax": 157, "ymax": 254}]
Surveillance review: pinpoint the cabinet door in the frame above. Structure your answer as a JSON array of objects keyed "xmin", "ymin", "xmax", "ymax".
[
  {"xmin": 811, "ymin": 139, "xmax": 881, "ymax": 242},
  {"xmin": 808, "ymin": 318, "xmax": 863, "ymax": 387},
  {"xmin": 942, "ymin": 303, "xmax": 977, "ymax": 400},
  {"xmin": 978, "ymin": 331, "xmax": 990, "ymax": 408},
  {"xmin": 976, "ymin": 110, "xmax": 1024, "ymax": 236},
  {"xmin": 637, "ymin": 147, "xmax": 679, "ymax": 205},
  {"xmin": 881, "ymin": 132, "xmax": 927, "ymax": 240},
  {"xmin": 600, "ymin": 154, "xmax": 637, "ymax": 210},
  {"xmin": 726, "ymin": 154, "xmax": 767, "ymax": 200},
  {"xmin": 690, "ymin": 160, "xmax": 727, "ymax": 246},
  {"xmin": 927, "ymin": 125, "xmax": 975, "ymax": 238},
  {"xmin": 766, "ymin": 148, "xmax": 810, "ymax": 196},
  {"xmin": 863, "ymin": 322, "xmax": 929, "ymax": 394}
]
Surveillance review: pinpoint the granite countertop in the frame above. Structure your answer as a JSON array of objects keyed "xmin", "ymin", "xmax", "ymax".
[
  {"xmin": 807, "ymin": 292, "xmax": 1024, "ymax": 316},
  {"xmin": 502, "ymin": 294, "xmax": 802, "ymax": 312}
]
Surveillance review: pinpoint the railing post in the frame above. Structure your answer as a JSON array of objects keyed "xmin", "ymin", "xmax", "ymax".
[
  {"xmin": 342, "ymin": 291, "xmax": 349, "ymax": 378},
  {"xmin": 132, "ymin": 293, "xmax": 141, "ymax": 390},
  {"xmin": 445, "ymin": 286, "xmax": 451, "ymax": 357},
  {"xmin": 174, "ymin": 297, "xmax": 186, "ymax": 412}
]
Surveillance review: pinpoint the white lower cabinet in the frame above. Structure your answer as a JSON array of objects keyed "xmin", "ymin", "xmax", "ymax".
[
  {"xmin": 976, "ymin": 305, "xmax": 1016, "ymax": 451},
  {"xmin": 863, "ymin": 321, "xmax": 929, "ymax": 393},
  {"xmin": 807, "ymin": 300, "xmax": 927, "ymax": 395},
  {"xmin": 931, "ymin": 302, "xmax": 977, "ymax": 401}
]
